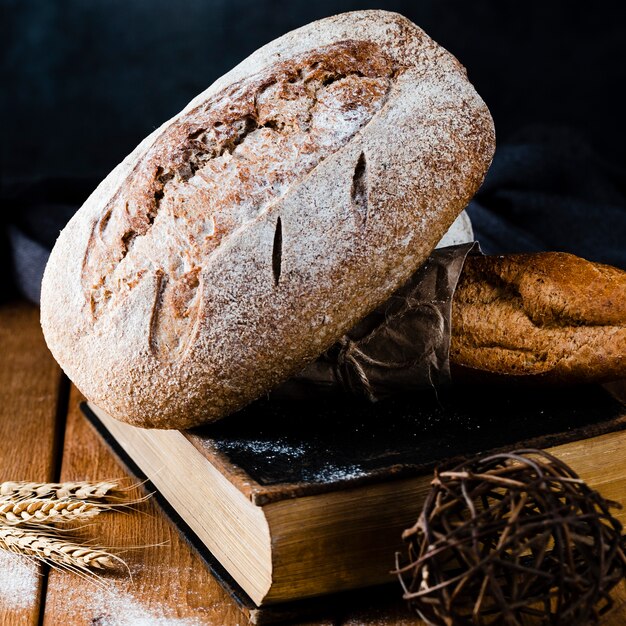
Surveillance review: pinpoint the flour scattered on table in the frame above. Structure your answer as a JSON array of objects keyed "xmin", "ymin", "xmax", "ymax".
[
  {"xmin": 0, "ymin": 550, "xmax": 39, "ymax": 610},
  {"xmin": 62, "ymin": 584, "xmax": 208, "ymax": 626}
]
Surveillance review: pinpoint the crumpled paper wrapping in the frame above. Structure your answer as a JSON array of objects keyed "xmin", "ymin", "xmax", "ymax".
[{"xmin": 275, "ymin": 242, "xmax": 479, "ymax": 401}]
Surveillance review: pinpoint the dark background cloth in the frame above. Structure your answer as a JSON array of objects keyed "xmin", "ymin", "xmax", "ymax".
[{"xmin": 2, "ymin": 0, "xmax": 625, "ymax": 303}]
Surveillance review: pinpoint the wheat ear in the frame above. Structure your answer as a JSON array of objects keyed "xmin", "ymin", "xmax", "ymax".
[
  {"xmin": 0, "ymin": 498, "xmax": 104, "ymax": 525},
  {"xmin": 0, "ymin": 481, "xmax": 122, "ymax": 502},
  {"xmin": 0, "ymin": 525, "xmax": 122, "ymax": 573}
]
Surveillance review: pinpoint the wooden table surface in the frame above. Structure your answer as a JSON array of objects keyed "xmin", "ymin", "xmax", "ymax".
[{"xmin": 1, "ymin": 300, "xmax": 625, "ymax": 625}]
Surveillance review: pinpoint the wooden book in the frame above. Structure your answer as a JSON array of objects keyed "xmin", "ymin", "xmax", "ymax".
[{"xmin": 83, "ymin": 383, "xmax": 626, "ymax": 621}]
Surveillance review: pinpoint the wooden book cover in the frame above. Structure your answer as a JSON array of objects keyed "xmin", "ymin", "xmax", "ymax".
[{"xmin": 82, "ymin": 383, "xmax": 626, "ymax": 624}]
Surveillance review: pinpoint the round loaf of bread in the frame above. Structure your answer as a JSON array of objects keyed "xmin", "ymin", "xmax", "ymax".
[{"xmin": 41, "ymin": 10, "xmax": 495, "ymax": 428}]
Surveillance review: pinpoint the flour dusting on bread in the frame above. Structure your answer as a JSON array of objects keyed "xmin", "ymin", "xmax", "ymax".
[{"xmin": 41, "ymin": 11, "xmax": 495, "ymax": 428}]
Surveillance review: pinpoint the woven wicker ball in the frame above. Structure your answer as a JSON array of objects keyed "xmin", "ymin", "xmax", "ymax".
[{"xmin": 396, "ymin": 449, "xmax": 626, "ymax": 625}]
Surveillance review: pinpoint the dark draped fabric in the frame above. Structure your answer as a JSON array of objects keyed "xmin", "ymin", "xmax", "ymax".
[{"xmin": 467, "ymin": 126, "xmax": 626, "ymax": 268}]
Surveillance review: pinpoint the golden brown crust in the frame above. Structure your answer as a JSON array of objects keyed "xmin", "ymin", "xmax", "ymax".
[
  {"xmin": 80, "ymin": 40, "xmax": 398, "ymax": 356},
  {"xmin": 450, "ymin": 252, "xmax": 626, "ymax": 383}
]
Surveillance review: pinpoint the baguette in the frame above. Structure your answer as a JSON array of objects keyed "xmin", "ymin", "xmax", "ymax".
[
  {"xmin": 450, "ymin": 252, "xmax": 626, "ymax": 382},
  {"xmin": 40, "ymin": 10, "xmax": 494, "ymax": 428}
]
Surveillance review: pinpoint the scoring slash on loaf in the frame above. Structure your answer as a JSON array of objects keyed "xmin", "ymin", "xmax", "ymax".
[{"xmin": 41, "ymin": 10, "xmax": 495, "ymax": 429}]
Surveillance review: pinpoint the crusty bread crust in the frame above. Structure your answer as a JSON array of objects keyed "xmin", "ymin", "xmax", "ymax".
[
  {"xmin": 450, "ymin": 253, "xmax": 626, "ymax": 382},
  {"xmin": 41, "ymin": 10, "xmax": 495, "ymax": 428}
]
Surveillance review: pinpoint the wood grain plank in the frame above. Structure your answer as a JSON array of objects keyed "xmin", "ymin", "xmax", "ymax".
[{"xmin": 0, "ymin": 301, "xmax": 65, "ymax": 626}]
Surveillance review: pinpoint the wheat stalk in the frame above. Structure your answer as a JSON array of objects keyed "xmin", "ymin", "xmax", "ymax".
[
  {"xmin": 0, "ymin": 481, "xmax": 122, "ymax": 502},
  {"xmin": 0, "ymin": 498, "xmax": 104, "ymax": 525},
  {"xmin": 0, "ymin": 525, "xmax": 122, "ymax": 574},
  {"xmin": 0, "ymin": 479, "xmax": 149, "ymax": 582}
]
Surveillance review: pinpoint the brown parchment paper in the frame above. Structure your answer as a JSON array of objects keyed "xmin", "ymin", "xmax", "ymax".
[{"xmin": 274, "ymin": 242, "xmax": 480, "ymax": 401}]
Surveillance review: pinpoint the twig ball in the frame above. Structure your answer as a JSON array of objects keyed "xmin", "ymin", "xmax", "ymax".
[{"xmin": 396, "ymin": 449, "xmax": 626, "ymax": 625}]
